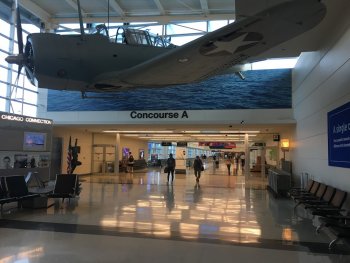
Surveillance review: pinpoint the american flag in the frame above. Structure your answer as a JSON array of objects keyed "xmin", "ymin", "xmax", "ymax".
[{"xmin": 67, "ymin": 136, "xmax": 72, "ymax": 174}]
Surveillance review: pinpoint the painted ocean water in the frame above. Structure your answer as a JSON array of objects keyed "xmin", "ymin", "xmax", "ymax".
[{"xmin": 47, "ymin": 68, "xmax": 291, "ymax": 111}]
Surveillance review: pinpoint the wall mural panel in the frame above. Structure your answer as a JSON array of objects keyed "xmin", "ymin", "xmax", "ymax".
[{"xmin": 47, "ymin": 69, "xmax": 291, "ymax": 111}]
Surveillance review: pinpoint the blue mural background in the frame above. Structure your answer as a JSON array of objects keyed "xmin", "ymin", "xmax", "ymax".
[{"xmin": 47, "ymin": 69, "xmax": 291, "ymax": 111}]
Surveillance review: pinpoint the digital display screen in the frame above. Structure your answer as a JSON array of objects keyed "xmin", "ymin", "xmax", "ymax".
[{"xmin": 23, "ymin": 132, "xmax": 47, "ymax": 151}]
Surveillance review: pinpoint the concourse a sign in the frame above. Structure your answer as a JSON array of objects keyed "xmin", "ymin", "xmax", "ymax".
[{"xmin": 328, "ymin": 101, "xmax": 350, "ymax": 168}]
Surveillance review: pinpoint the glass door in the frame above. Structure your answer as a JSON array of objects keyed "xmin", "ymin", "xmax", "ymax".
[{"xmin": 92, "ymin": 145, "xmax": 116, "ymax": 175}]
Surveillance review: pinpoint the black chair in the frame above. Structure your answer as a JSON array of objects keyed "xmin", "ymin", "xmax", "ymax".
[
  {"xmin": 322, "ymin": 219, "xmax": 350, "ymax": 249},
  {"xmin": 295, "ymin": 184, "xmax": 335, "ymax": 209},
  {"xmin": 304, "ymin": 186, "xmax": 335, "ymax": 210},
  {"xmin": 292, "ymin": 182, "xmax": 326, "ymax": 208},
  {"xmin": 47, "ymin": 174, "xmax": 80, "ymax": 203},
  {"xmin": 3, "ymin": 176, "xmax": 40, "ymax": 211},
  {"xmin": 311, "ymin": 189, "xmax": 347, "ymax": 218},
  {"xmin": 0, "ymin": 177, "xmax": 17, "ymax": 213},
  {"xmin": 289, "ymin": 179, "xmax": 314, "ymax": 197},
  {"xmin": 291, "ymin": 181, "xmax": 320, "ymax": 203}
]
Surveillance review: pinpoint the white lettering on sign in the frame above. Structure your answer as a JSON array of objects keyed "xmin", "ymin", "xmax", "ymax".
[
  {"xmin": 1, "ymin": 114, "xmax": 23, "ymax": 122},
  {"xmin": 1, "ymin": 114, "xmax": 52, "ymax": 125},
  {"xmin": 25, "ymin": 117, "xmax": 52, "ymax": 125}
]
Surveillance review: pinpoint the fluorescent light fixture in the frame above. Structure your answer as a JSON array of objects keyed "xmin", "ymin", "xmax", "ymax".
[
  {"xmin": 148, "ymin": 134, "xmax": 184, "ymax": 137},
  {"xmin": 103, "ymin": 130, "xmax": 174, "ymax": 133},
  {"xmin": 219, "ymin": 131, "xmax": 260, "ymax": 133},
  {"xmin": 182, "ymin": 131, "xmax": 201, "ymax": 133}
]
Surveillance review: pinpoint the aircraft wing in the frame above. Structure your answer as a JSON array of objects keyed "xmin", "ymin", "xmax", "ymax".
[{"xmin": 93, "ymin": 0, "xmax": 326, "ymax": 88}]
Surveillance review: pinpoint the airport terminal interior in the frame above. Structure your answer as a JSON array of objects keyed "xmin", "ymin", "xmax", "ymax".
[{"xmin": 1, "ymin": 0, "xmax": 350, "ymax": 262}]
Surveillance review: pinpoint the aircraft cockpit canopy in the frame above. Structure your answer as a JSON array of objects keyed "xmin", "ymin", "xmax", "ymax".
[
  {"xmin": 90, "ymin": 24, "xmax": 175, "ymax": 48},
  {"xmin": 115, "ymin": 27, "xmax": 175, "ymax": 48},
  {"xmin": 91, "ymin": 24, "xmax": 109, "ymax": 37}
]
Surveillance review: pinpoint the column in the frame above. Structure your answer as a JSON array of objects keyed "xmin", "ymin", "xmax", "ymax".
[
  {"xmin": 115, "ymin": 133, "xmax": 120, "ymax": 175},
  {"xmin": 244, "ymin": 133, "xmax": 249, "ymax": 176},
  {"xmin": 261, "ymin": 147, "xmax": 266, "ymax": 177}
]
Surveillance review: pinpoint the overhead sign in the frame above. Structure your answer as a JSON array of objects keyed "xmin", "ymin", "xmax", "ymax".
[
  {"xmin": 161, "ymin": 142, "xmax": 172, "ymax": 146},
  {"xmin": 273, "ymin": 134, "xmax": 280, "ymax": 141},
  {"xmin": 328, "ymin": 101, "xmax": 350, "ymax": 168},
  {"xmin": 130, "ymin": 111, "xmax": 189, "ymax": 119},
  {"xmin": 253, "ymin": 142, "xmax": 266, "ymax": 147},
  {"xmin": 199, "ymin": 142, "xmax": 236, "ymax": 149},
  {"xmin": 177, "ymin": 142, "xmax": 188, "ymax": 147},
  {"xmin": 0, "ymin": 112, "xmax": 53, "ymax": 125}
]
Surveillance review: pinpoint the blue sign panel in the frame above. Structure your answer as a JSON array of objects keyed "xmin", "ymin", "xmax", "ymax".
[{"xmin": 328, "ymin": 101, "xmax": 350, "ymax": 168}]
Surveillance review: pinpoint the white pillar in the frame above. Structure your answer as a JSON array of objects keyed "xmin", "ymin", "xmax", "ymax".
[
  {"xmin": 5, "ymin": 0, "xmax": 16, "ymax": 113},
  {"xmin": 175, "ymin": 147, "xmax": 187, "ymax": 173},
  {"xmin": 261, "ymin": 147, "xmax": 266, "ymax": 177},
  {"xmin": 244, "ymin": 133, "xmax": 249, "ymax": 176},
  {"xmin": 115, "ymin": 133, "xmax": 120, "ymax": 175}
]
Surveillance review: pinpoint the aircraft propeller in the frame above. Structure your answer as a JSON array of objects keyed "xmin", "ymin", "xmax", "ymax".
[{"xmin": 5, "ymin": 6, "xmax": 36, "ymax": 86}]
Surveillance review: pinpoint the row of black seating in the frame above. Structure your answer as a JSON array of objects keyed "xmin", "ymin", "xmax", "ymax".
[
  {"xmin": 0, "ymin": 175, "xmax": 40, "ymax": 213},
  {"xmin": 0, "ymin": 174, "xmax": 81, "ymax": 213},
  {"xmin": 289, "ymin": 180, "xmax": 349, "ymax": 249}
]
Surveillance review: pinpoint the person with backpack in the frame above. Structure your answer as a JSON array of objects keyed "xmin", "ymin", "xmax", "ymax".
[
  {"xmin": 166, "ymin": 153, "xmax": 176, "ymax": 184},
  {"xmin": 193, "ymin": 156, "xmax": 204, "ymax": 183},
  {"xmin": 127, "ymin": 152, "xmax": 135, "ymax": 173}
]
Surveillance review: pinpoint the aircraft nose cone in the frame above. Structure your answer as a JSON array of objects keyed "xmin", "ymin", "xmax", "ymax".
[{"xmin": 5, "ymin": 54, "xmax": 23, "ymax": 65}]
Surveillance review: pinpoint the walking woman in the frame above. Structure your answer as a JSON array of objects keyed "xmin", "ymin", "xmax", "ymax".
[
  {"xmin": 193, "ymin": 156, "xmax": 203, "ymax": 183},
  {"xmin": 225, "ymin": 157, "xmax": 232, "ymax": 175}
]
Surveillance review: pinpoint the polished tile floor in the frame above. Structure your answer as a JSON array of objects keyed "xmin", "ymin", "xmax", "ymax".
[{"xmin": 0, "ymin": 163, "xmax": 349, "ymax": 262}]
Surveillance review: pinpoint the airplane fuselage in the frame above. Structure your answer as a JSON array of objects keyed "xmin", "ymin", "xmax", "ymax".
[
  {"xmin": 10, "ymin": 0, "xmax": 326, "ymax": 92},
  {"xmin": 29, "ymin": 33, "xmax": 172, "ymax": 91}
]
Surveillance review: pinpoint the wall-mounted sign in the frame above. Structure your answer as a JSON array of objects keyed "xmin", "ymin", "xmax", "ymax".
[
  {"xmin": 199, "ymin": 142, "xmax": 236, "ymax": 149},
  {"xmin": 176, "ymin": 142, "xmax": 188, "ymax": 147},
  {"xmin": 161, "ymin": 142, "xmax": 172, "ymax": 146},
  {"xmin": 1, "ymin": 112, "xmax": 53, "ymax": 125},
  {"xmin": 253, "ymin": 142, "xmax": 266, "ymax": 147},
  {"xmin": 273, "ymin": 134, "xmax": 280, "ymax": 141},
  {"xmin": 328, "ymin": 101, "xmax": 350, "ymax": 168},
  {"xmin": 130, "ymin": 110, "xmax": 189, "ymax": 119}
]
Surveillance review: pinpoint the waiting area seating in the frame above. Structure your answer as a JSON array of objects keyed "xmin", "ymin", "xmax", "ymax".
[
  {"xmin": 289, "ymin": 179, "xmax": 349, "ymax": 249},
  {"xmin": 0, "ymin": 174, "xmax": 82, "ymax": 213},
  {"xmin": 0, "ymin": 175, "xmax": 40, "ymax": 213},
  {"xmin": 47, "ymin": 174, "xmax": 81, "ymax": 203}
]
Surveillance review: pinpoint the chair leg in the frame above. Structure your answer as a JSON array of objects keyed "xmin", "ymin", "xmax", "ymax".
[
  {"xmin": 60, "ymin": 198, "xmax": 65, "ymax": 209},
  {"xmin": 329, "ymin": 238, "xmax": 339, "ymax": 249}
]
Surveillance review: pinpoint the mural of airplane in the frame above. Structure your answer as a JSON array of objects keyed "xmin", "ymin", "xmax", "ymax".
[{"xmin": 5, "ymin": 0, "xmax": 326, "ymax": 95}]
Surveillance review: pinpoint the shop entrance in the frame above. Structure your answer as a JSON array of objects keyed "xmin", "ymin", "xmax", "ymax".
[
  {"xmin": 92, "ymin": 144, "xmax": 116, "ymax": 175},
  {"xmin": 249, "ymin": 145, "xmax": 278, "ymax": 176}
]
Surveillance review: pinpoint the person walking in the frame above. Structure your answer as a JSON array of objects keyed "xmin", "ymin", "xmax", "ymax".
[
  {"xmin": 127, "ymin": 152, "xmax": 135, "ymax": 173},
  {"xmin": 225, "ymin": 157, "xmax": 232, "ymax": 175},
  {"xmin": 166, "ymin": 153, "xmax": 176, "ymax": 184},
  {"xmin": 240, "ymin": 154, "xmax": 245, "ymax": 170},
  {"xmin": 193, "ymin": 156, "xmax": 203, "ymax": 183}
]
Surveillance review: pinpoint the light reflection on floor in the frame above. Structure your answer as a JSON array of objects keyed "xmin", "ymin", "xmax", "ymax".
[{"xmin": 1, "ymin": 163, "xmax": 349, "ymax": 263}]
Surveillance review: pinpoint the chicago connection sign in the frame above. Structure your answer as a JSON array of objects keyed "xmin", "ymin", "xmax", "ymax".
[
  {"xmin": 0, "ymin": 112, "xmax": 53, "ymax": 125},
  {"xmin": 328, "ymin": 101, "xmax": 350, "ymax": 168}
]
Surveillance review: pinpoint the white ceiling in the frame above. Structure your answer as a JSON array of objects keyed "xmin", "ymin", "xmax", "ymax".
[{"xmin": 18, "ymin": 0, "xmax": 237, "ymax": 25}]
